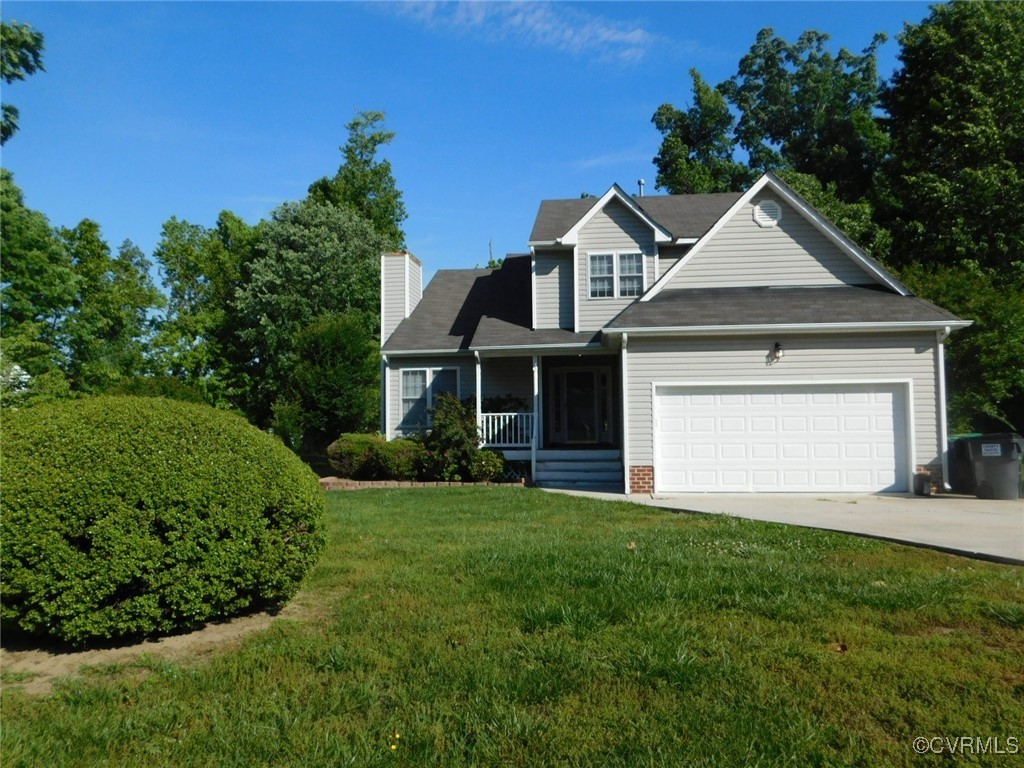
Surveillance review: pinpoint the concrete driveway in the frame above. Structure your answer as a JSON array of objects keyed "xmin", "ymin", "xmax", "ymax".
[{"xmin": 546, "ymin": 489, "xmax": 1024, "ymax": 565}]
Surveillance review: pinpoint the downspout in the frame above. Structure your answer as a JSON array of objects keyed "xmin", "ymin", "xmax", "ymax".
[
  {"xmin": 937, "ymin": 326, "xmax": 952, "ymax": 490},
  {"xmin": 621, "ymin": 333, "xmax": 630, "ymax": 494}
]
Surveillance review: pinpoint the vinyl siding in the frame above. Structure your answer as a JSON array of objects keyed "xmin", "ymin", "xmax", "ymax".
[
  {"xmin": 534, "ymin": 250, "xmax": 573, "ymax": 330},
  {"xmin": 624, "ymin": 334, "xmax": 941, "ymax": 474},
  {"xmin": 665, "ymin": 191, "xmax": 878, "ymax": 289},
  {"xmin": 578, "ymin": 199, "xmax": 655, "ymax": 331},
  {"xmin": 656, "ymin": 245, "xmax": 690, "ymax": 281},
  {"xmin": 381, "ymin": 255, "xmax": 409, "ymax": 343},
  {"xmin": 386, "ymin": 355, "xmax": 474, "ymax": 439}
]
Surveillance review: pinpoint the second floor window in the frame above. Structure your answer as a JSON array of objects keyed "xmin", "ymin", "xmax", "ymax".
[{"xmin": 589, "ymin": 252, "xmax": 644, "ymax": 299}]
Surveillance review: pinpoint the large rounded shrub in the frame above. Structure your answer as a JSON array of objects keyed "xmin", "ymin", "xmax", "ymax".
[{"xmin": 1, "ymin": 396, "xmax": 326, "ymax": 645}]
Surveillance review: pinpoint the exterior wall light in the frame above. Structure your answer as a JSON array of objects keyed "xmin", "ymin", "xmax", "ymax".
[{"xmin": 768, "ymin": 342, "xmax": 784, "ymax": 365}]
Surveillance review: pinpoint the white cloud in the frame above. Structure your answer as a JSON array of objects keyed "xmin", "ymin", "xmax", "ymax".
[{"xmin": 386, "ymin": 1, "xmax": 664, "ymax": 64}]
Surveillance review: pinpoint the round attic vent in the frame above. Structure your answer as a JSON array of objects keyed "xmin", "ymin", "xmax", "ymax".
[{"xmin": 753, "ymin": 199, "xmax": 782, "ymax": 228}]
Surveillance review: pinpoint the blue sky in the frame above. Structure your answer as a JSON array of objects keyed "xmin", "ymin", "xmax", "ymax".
[{"xmin": 3, "ymin": 1, "xmax": 934, "ymax": 283}]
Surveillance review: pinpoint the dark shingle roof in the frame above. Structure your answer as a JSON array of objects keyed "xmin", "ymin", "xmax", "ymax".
[
  {"xmin": 607, "ymin": 286, "xmax": 964, "ymax": 330},
  {"xmin": 382, "ymin": 256, "xmax": 602, "ymax": 353},
  {"xmin": 528, "ymin": 191, "xmax": 741, "ymax": 243}
]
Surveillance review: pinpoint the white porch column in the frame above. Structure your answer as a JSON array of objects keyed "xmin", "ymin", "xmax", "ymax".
[
  {"xmin": 621, "ymin": 334, "xmax": 630, "ymax": 494},
  {"xmin": 474, "ymin": 351, "xmax": 482, "ymax": 439},
  {"xmin": 532, "ymin": 355, "xmax": 540, "ymax": 481},
  {"xmin": 381, "ymin": 355, "xmax": 390, "ymax": 439}
]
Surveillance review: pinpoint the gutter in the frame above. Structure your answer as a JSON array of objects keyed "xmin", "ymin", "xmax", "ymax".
[{"xmin": 603, "ymin": 320, "xmax": 973, "ymax": 337}]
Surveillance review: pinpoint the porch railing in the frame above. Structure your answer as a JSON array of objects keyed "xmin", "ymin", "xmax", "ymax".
[{"xmin": 479, "ymin": 412, "xmax": 534, "ymax": 448}]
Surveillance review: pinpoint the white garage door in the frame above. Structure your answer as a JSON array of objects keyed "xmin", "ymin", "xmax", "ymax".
[{"xmin": 655, "ymin": 384, "xmax": 908, "ymax": 493}]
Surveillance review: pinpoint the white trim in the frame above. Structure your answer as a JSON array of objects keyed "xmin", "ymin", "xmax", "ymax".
[
  {"xmin": 937, "ymin": 329, "xmax": 951, "ymax": 490},
  {"xmin": 381, "ymin": 356, "xmax": 390, "ymax": 438},
  {"xmin": 586, "ymin": 250, "xmax": 646, "ymax": 300},
  {"xmin": 621, "ymin": 333, "xmax": 631, "ymax": 493},
  {"xmin": 404, "ymin": 252, "xmax": 411, "ymax": 317},
  {"xmin": 379, "ymin": 253, "xmax": 387, "ymax": 347},
  {"xmin": 642, "ymin": 174, "xmax": 908, "ymax": 302},
  {"xmin": 573, "ymin": 246, "xmax": 580, "ymax": 333},
  {"xmin": 605, "ymin": 320, "xmax": 971, "ymax": 337},
  {"xmin": 560, "ymin": 184, "xmax": 672, "ymax": 246},
  {"xmin": 475, "ymin": 351, "xmax": 482, "ymax": 434},
  {"xmin": 530, "ymin": 247, "xmax": 537, "ymax": 330},
  {"xmin": 651, "ymin": 378, "xmax": 916, "ymax": 493}
]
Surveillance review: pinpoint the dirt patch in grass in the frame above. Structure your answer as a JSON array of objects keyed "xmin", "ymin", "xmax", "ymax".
[{"xmin": 1, "ymin": 597, "xmax": 320, "ymax": 696}]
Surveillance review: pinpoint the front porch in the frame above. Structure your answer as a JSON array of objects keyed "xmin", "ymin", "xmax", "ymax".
[{"xmin": 474, "ymin": 353, "xmax": 624, "ymax": 490}]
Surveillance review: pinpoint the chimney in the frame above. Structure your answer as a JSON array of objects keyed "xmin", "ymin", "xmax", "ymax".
[
  {"xmin": 637, "ymin": 178, "xmax": 645, "ymax": 197},
  {"xmin": 380, "ymin": 251, "xmax": 422, "ymax": 344}
]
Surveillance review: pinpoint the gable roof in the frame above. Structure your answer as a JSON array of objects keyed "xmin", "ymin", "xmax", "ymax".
[
  {"xmin": 528, "ymin": 188, "xmax": 740, "ymax": 245},
  {"xmin": 382, "ymin": 256, "xmax": 601, "ymax": 353},
  {"xmin": 607, "ymin": 285, "xmax": 969, "ymax": 335},
  {"xmin": 643, "ymin": 173, "xmax": 908, "ymax": 301}
]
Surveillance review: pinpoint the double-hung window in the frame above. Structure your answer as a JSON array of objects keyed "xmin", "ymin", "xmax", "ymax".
[
  {"xmin": 400, "ymin": 368, "xmax": 459, "ymax": 431},
  {"xmin": 588, "ymin": 252, "xmax": 645, "ymax": 299}
]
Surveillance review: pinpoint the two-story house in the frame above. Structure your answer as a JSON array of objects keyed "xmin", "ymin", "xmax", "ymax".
[{"xmin": 380, "ymin": 173, "xmax": 969, "ymax": 494}]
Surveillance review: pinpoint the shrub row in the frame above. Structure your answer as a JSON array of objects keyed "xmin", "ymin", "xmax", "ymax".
[
  {"xmin": 327, "ymin": 395, "xmax": 510, "ymax": 483},
  {"xmin": 1, "ymin": 396, "xmax": 326, "ymax": 646}
]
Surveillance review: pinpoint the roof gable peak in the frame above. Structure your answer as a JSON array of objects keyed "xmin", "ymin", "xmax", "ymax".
[{"xmin": 557, "ymin": 183, "xmax": 673, "ymax": 246}]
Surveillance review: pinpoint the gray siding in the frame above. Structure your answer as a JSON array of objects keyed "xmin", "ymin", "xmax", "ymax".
[
  {"xmin": 534, "ymin": 250, "xmax": 573, "ymax": 330},
  {"xmin": 656, "ymin": 245, "xmax": 690, "ymax": 281},
  {"xmin": 578, "ymin": 198, "xmax": 655, "ymax": 331},
  {"xmin": 625, "ymin": 334, "xmax": 941, "ymax": 474},
  {"xmin": 381, "ymin": 253, "xmax": 422, "ymax": 343},
  {"xmin": 386, "ymin": 355, "xmax": 474, "ymax": 439},
  {"xmin": 665, "ymin": 191, "xmax": 877, "ymax": 289}
]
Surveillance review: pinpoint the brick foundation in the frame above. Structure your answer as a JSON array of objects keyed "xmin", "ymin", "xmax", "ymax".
[{"xmin": 629, "ymin": 465, "xmax": 655, "ymax": 494}]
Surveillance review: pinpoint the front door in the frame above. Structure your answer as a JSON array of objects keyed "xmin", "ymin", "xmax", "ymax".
[{"xmin": 549, "ymin": 367, "xmax": 613, "ymax": 444}]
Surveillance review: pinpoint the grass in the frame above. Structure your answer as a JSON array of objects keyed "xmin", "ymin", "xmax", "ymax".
[{"xmin": 2, "ymin": 487, "xmax": 1022, "ymax": 767}]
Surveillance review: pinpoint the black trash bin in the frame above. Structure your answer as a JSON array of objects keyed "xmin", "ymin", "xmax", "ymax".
[
  {"xmin": 947, "ymin": 433, "xmax": 981, "ymax": 494},
  {"xmin": 959, "ymin": 433, "xmax": 1023, "ymax": 500}
]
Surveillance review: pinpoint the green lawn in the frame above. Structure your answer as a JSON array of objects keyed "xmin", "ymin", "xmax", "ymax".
[{"xmin": 3, "ymin": 488, "xmax": 1022, "ymax": 767}]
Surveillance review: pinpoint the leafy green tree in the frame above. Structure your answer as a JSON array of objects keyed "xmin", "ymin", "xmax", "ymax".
[
  {"xmin": 307, "ymin": 110, "xmax": 407, "ymax": 248},
  {"xmin": 0, "ymin": 20, "xmax": 45, "ymax": 144},
  {"xmin": 57, "ymin": 221, "xmax": 164, "ymax": 392},
  {"xmin": 152, "ymin": 211, "xmax": 258, "ymax": 404},
  {"xmin": 652, "ymin": 69, "xmax": 752, "ymax": 194},
  {"xmin": 0, "ymin": 170, "xmax": 74, "ymax": 377},
  {"xmin": 273, "ymin": 312, "xmax": 381, "ymax": 452},
  {"xmin": 879, "ymin": 0, "xmax": 1024, "ymax": 272},
  {"xmin": 721, "ymin": 29, "xmax": 888, "ymax": 201},
  {"xmin": 235, "ymin": 198, "xmax": 387, "ymax": 425}
]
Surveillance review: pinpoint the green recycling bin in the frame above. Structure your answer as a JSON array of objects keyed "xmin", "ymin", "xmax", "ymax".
[{"xmin": 965, "ymin": 433, "xmax": 1023, "ymax": 500}]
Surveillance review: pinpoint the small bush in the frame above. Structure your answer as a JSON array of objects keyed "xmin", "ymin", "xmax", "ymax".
[
  {"xmin": 421, "ymin": 394, "xmax": 481, "ymax": 481},
  {"xmin": 472, "ymin": 449, "xmax": 506, "ymax": 482},
  {"xmin": 326, "ymin": 434, "xmax": 427, "ymax": 481},
  {"xmin": 376, "ymin": 438, "xmax": 427, "ymax": 481},
  {"xmin": 1, "ymin": 396, "xmax": 326, "ymax": 646},
  {"xmin": 326, "ymin": 433, "xmax": 385, "ymax": 479}
]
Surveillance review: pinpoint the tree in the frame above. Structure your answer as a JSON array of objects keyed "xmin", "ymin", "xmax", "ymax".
[
  {"xmin": 273, "ymin": 312, "xmax": 381, "ymax": 452},
  {"xmin": 234, "ymin": 198, "xmax": 388, "ymax": 425},
  {"xmin": 1, "ymin": 20, "xmax": 45, "ymax": 144},
  {"xmin": 58, "ymin": 220, "xmax": 164, "ymax": 392},
  {"xmin": 653, "ymin": 29, "xmax": 888, "ymax": 201},
  {"xmin": 307, "ymin": 110, "xmax": 407, "ymax": 248},
  {"xmin": 152, "ymin": 211, "xmax": 258, "ymax": 405},
  {"xmin": 652, "ymin": 69, "xmax": 752, "ymax": 194},
  {"xmin": 879, "ymin": 0, "xmax": 1024, "ymax": 431},
  {"xmin": 721, "ymin": 29, "xmax": 888, "ymax": 201},
  {"xmin": 879, "ymin": 0, "xmax": 1024, "ymax": 272},
  {"xmin": 0, "ymin": 170, "xmax": 74, "ymax": 377}
]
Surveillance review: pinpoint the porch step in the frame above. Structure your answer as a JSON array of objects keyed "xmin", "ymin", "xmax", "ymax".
[{"xmin": 533, "ymin": 450, "xmax": 623, "ymax": 492}]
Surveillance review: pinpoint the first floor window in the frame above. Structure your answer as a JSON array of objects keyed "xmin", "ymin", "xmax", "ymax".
[{"xmin": 400, "ymin": 368, "xmax": 460, "ymax": 430}]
